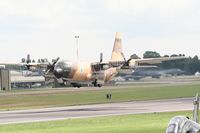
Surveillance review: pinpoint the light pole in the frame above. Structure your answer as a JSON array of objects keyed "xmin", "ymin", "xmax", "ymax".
[{"xmin": 75, "ymin": 35, "xmax": 79, "ymax": 61}]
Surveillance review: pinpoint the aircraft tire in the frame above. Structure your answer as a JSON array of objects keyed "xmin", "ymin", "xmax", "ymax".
[{"xmin": 97, "ymin": 84, "xmax": 102, "ymax": 88}]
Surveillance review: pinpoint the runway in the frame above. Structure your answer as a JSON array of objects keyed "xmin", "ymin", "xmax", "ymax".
[{"xmin": 0, "ymin": 97, "xmax": 194, "ymax": 125}]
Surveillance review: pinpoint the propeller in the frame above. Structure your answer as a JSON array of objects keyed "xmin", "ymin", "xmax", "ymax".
[
  {"xmin": 45, "ymin": 57, "xmax": 60, "ymax": 74},
  {"xmin": 26, "ymin": 54, "xmax": 31, "ymax": 64},
  {"xmin": 121, "ymin": 52, "xmax": 126, "ymax": 62},
  {"xmin": 100, "ymin": 52, "xmax": 103, "ymax": 63},
  {"xmin": 120, "ymin": 53, "xmax": 133, "ymax": 69},
  {"xmin": 20, "ymin": 54, "xmax": 31, "ymax": 69}
]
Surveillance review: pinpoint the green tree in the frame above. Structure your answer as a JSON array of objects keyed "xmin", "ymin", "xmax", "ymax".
[
  {"xmin": 143, "ymin": 51, "xmax": 161, "ymax": 58},
  {"xmin": 190, "ymin": 56, "xmax": 200, "ymax": 74},
  {"xmin": 130, "ymin": 54, "xmax": 140, "ymax": 59}
]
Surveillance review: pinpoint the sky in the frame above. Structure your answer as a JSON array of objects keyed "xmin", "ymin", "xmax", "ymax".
[{"xmin": 0, "ymin": 0, "xmax": 200, "ymax": 63}]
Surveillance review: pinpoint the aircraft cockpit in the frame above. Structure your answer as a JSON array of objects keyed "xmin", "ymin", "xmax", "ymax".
[{"xmin": 53, "ymin": 61, "xmax": 72, "ymax": 78}]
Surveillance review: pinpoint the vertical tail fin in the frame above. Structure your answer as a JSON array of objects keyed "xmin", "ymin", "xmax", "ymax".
[{"xmin": 110, "ymin": 32, "xmax": 125, "ymax": 62}]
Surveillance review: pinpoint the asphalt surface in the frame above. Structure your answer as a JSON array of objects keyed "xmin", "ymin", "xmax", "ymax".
[{"xmin": 0, "ymin": 98, "xmax": 194, "ymax": 125}]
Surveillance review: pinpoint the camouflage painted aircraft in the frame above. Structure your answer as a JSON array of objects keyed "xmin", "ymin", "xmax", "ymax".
[
  {"xmin": 44, "ymin": 32, "xmax": 124, "ymax": 87},
  {"xmin": 0, "ymin": 32, "xmax": 186, "ymax": 87},
  {"xmin": 43, "ymin": 32, "xmax": 186, "ymax": 87}
]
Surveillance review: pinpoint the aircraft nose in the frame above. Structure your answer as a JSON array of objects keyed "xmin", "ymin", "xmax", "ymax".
[{"xmin": 53, "ymin": 68, "xmax": 63, "ymax": 78}]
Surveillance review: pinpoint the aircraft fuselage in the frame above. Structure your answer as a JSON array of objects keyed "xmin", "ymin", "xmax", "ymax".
[{"xmin": 53, "ymin": 60, "xmax": 118, "ymax": 86}]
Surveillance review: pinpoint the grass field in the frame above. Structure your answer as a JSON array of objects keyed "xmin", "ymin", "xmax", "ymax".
[
  {"xmin": 0, "ymin": 83, "xmax": 200, "ymax": 110},
  {"xmin": 0, "ymin": 111, "xmax": 193, "ymax": 133}
]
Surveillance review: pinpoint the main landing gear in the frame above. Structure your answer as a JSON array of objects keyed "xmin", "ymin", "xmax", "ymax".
[
  {"xmin": 92, "ymin": 79, "xmax": 102, "ymax": 88},
  {"xmin": 71, "ymin": 83, "xmax": 81, "ymax": 88}
]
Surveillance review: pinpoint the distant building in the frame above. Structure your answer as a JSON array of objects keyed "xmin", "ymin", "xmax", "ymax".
[
  {"xmin": 0, "ymin": 69, "xmax": 11, "ymax": 91},
  {"xmin": 195, "ymin": 72, "xmax": 200, "ymax": 77}
]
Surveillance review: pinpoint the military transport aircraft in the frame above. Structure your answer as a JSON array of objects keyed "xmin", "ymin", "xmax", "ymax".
[
  {"xmin": 41, "ymin": 32, "xmax": 186, "ymax": 87},
  {"xmin": 1, "ymin": 32, "xmax": 186, "ymax": 87},
  {"xmin": 0, "ymin": 32, "xmax": 186, "ymax": 87}
]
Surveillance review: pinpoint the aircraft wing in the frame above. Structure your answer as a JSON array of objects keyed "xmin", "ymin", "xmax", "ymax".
[
  {"xmin": 24, "ymin": 63, "xmax": 49, "ymax": 68},
  {"xmin": 129, "ymin": 56, "xmax": 187, "ymax": 68},
  {"xmin": 0, "ymin": 62, "xmax": 49, "ymax": 71},
  {"xmin": 0, "ymin": 62, "xmax": 20, "ymax": 65},
  {"xmin": 0, "ymin": 62, "xmax": 48, "ymax": 66}
]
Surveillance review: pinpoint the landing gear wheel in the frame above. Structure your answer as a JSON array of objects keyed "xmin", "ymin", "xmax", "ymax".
[
  {"xmin": 97, "ymin": 84, "xmax": 102, "ymax": 88},
  {"xmin": 71, "ymin": 83, "xmax": 81, "ymax": 88},
  {"xmin": 77, "ymin": 85, "xmax": 81, "ymax": 88}
]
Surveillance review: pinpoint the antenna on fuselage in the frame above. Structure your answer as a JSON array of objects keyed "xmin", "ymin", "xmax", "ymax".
[{"xmin": 75, "ymin": 35, "xmax": 79, "ymax": 61}]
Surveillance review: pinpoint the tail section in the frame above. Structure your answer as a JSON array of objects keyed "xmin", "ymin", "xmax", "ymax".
[{"xmin": 110, "ymin": 32, "xmax": 125, "ymax": 62}]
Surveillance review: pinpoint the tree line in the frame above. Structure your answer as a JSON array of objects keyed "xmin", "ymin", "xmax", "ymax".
[{"xmin": 130, "ymin": 51, "xmax": 200, "ymax": 75}]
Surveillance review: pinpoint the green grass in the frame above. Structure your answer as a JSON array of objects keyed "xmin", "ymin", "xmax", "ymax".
[
  {"xmin": 0, "ymin": 111, "xmax": 193, "ymax": 133},
  {"xmin": 0, "ymin": 84, "xmax": 200, "ymax": 110}
]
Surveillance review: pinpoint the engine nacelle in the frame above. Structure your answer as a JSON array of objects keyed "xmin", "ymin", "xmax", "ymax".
[{"xmin": 128, "ymin": 59, "xmax": 138, "ymax": 68}]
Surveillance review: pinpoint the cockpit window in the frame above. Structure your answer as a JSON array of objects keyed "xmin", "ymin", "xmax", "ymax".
[
  {"xmin": 56, "ymin": 62, "xmax": 63, "ymax": 67},
  {"xmin": 56, "ymin": 61, "xmax": 72, "ymax": 69},
  {"xmin": 54, "ymin": 61, "xmax": 72, "ymax": 78}
]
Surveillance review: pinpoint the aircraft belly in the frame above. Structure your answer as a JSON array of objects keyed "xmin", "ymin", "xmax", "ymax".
[
  {"xmin": 72, "ymin": 73, "xmax": 91, "ymax": 81},
  {"xmin": 72, "ymin": 63, "xmax": 92, "ymax": 81}
]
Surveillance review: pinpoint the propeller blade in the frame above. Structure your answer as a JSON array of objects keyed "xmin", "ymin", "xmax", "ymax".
[
  {"xmin": 45, "ymin": 57, "xmax": 60, "ymax": 75},
  {"xmin": 45, "ymin": 68, "xmax": 51, "ymax": 75},
  {"xmin": 52, "ymin": 57, "xmax": 60, "ymax": 66},
  {"xmin": 100, "ymin": 53, "xmax": 103, "ymax": 63},
  {"xmin": 26, "ymin": 54, "xmax": 31, "ymax": 64}
]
